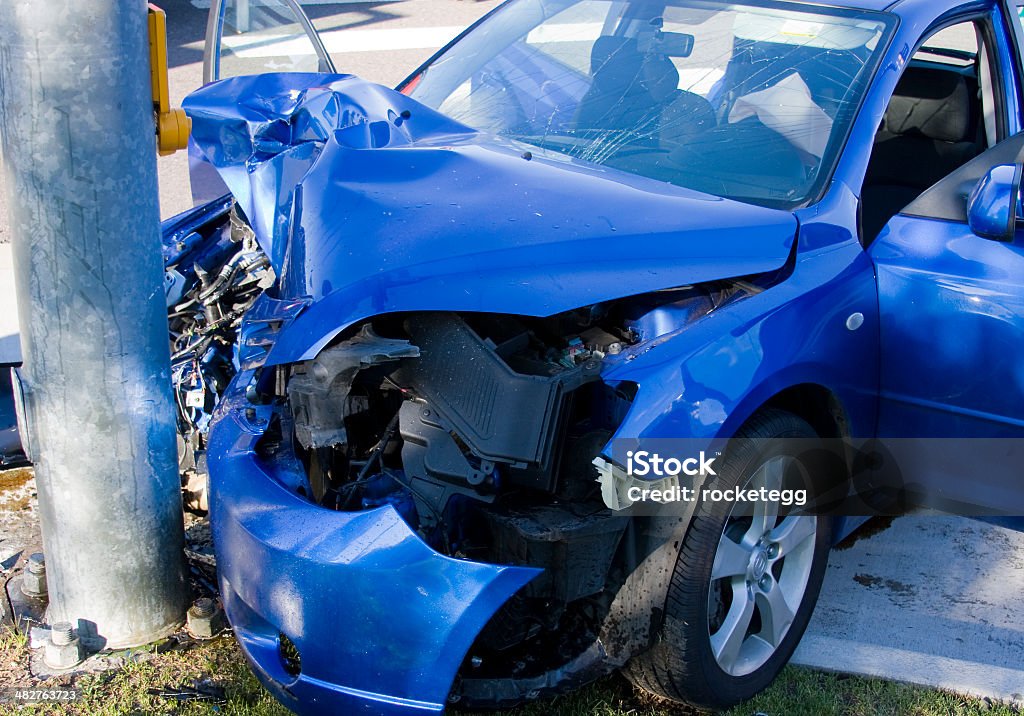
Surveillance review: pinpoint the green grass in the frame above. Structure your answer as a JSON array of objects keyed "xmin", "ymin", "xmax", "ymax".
[{"xmin": 0, "ymin": 626, "xmax": 1017, "ymax": 716}]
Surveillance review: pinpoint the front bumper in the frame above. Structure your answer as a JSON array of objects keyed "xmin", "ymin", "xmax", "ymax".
[{"xmin": 207, "ymin": 375, "xmax": 539, "ymax": 715}]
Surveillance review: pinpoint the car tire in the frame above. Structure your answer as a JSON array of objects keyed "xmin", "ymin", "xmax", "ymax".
[{"xmin": 624, "ymin": 409, "xmax": 833, "ymax": 711}]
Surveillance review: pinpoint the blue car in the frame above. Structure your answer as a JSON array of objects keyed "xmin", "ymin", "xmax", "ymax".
[{"xmin": 163, "ymin": 0, "xmax": 1024, "ymax": 712}]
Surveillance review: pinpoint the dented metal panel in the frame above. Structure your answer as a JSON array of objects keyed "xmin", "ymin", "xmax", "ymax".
[
  {"xmin": 208, "ymin": 377, "xmax": 540, "ymax": 716},
  {"xmin": 184, "ymin": 73, "xmax": 799, "ymax": 366}
]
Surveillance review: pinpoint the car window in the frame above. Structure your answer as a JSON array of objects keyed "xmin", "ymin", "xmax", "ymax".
[
  {"xmin": 912, "ymin": 21, "xmax": 1000, "ymax": 148},
  {"xmin": 407, "ymin": 0, "xmax": 895, "ymax": 209},
  {"xmin": 522, "ymin": 1, "xmax": 617, "ymax": 76},
  {"xmin": 434, "ymin": 1, "xmax": 617, "ymax": 131},
  {"xmin": 213, "ymin": 0, "xmax": 327, "ymax": 81},
  {"xmin": 916, "ymin": 24, "xmax": 978, "ymax": 67},
  {"xmin": 859, "ymin": 16, "xmax": 1011, "ymax": 242}
]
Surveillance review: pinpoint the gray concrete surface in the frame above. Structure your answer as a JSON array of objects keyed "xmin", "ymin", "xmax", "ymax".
[{"xmin": 794, "ymin": 514, "xmax": 1024, "ymax": 705}]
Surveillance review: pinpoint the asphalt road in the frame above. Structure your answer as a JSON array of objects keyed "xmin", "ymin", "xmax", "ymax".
[{"xmin": 0, "ymin": 0, "xmax": 502, "ymax": 240}]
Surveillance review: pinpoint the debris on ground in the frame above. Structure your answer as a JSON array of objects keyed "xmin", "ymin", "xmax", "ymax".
[{"xmin": 148, "ymin": 678, "xmax": 227, "ymax": 704}]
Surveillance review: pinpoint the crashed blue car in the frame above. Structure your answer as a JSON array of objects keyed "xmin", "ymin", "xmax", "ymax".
[{"xmin": 162, "ymin": 0, "xmax": 1024, "ymax": 712}]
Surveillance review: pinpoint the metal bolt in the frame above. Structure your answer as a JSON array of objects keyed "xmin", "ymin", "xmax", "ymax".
[
  {"xmin": 187, "ymin": 597, "xmax": 226, "ymax": 639},
  {"xmin": 50, "ymin": 622, "xmax": 74, "ymax": 646},
  {"xmin": 758, "ymin": 575, "xmax": 773, "ymax": 592},
  {"xmin": 21, "ymin": 553, "xmax": 47, "ymax": 598},
  {"xmin": 44, "ymin": 622, "xmax": 82, "ymax": 669},
  {"xmin": 192, "ymin": 597, "xmax": 215, "ymax": 618},
  {"xmin": 607, "ymin": 343, "xmax": 623, "ymax": 355},
  {"xmin": 27, "ymin": 553, "xmax": 45, "ymax": 574},
  {"xmin": 767, "ymin": 544, "xmax": 780, "ymax": 559}
]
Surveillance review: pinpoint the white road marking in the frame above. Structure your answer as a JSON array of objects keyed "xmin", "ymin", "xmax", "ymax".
[
  {"xmin": 221, "ymin": 25, "xmax": 467, "ymax": 56},
  {"xmin": 220, "ymin": 21, "xmax": 609, "ymax": 57},
  {"xmin": 0, "ymin": 245, "xmax": 21, "ymax": 363},
  {"xmin": 191, "ymin": 0, "xmax": 401, "ymax": 8}
]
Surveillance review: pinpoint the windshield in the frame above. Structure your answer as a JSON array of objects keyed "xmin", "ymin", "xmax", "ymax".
[{"xmin": 404, "ymin": 0, "xmax": 894, "ymax": 208}]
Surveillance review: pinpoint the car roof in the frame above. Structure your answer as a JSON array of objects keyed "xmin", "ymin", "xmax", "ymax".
[
  {"xmin": 833, "ymin": 0, "xmax": 895, "ymax": 9},
  {"xmin": 785, "ymin": 0, "xmax": 966, "ymax": 14}
]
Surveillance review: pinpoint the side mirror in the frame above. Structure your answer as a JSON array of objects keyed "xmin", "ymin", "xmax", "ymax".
[{"xmin": 967, "ymin": 164, "xmax": 1023, "ymax": 242}]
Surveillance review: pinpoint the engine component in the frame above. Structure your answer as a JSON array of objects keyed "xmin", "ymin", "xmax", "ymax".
[
  {"xmin": 482, "ymin": 505, "xmax": 627, "ymax": 605},
  {"xmin": 395, "ymin": 313, "xmax": 602, "ymax": 495},
  {"xmin": 399, "ymin": 399, "xmax": 498, "ymax": 527},
  {"xmin": 168, "ymin": 204, "xmax": 274, "ymax": 511},
  {"xmin": 288, "ymin": 325, "xmax": 420, "ymax": 450}
]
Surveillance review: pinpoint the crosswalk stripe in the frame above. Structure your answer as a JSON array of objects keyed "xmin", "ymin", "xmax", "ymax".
[{"xmin": 221, "ymin": 24, "xmax": 466, "ymax": 55}]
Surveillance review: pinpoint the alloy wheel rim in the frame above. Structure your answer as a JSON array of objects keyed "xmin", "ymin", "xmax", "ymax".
[{"xmin": 707, "ymin": 455, "xmax": 818, "ymax": 677}]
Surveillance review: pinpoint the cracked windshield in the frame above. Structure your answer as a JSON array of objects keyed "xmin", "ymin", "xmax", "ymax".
[{"xmin": 408, "ymin": 0, "xmax": 893, "ymax": 208}]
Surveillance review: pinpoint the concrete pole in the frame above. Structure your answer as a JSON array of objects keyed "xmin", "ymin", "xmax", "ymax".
[{"xmin": 0, "ymin": 1, "xmax": 188, "ymax": 648}]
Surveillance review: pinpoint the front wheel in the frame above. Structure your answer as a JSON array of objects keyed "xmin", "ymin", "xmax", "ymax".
[{"xmin": 625, "ymin": 409, "xmax": 833, "ymax": 711}]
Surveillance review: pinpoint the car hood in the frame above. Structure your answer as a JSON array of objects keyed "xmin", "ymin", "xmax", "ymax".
[{"xmin": 184, "ymin": 74, "xmax": 798, "ymax": 366}]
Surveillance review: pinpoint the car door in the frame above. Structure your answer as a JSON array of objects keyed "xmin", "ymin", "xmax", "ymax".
[
  {"xmin": 860, "ymin": 3, "xmax": 1024, "ymax": 516},
  {"xmin": 868, "ymin": 132, "xmax": 1024, "ymax": 516}
]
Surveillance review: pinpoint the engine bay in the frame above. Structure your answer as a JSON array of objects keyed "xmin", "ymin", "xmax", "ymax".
[
  {"xmin": 164, "ymin": 203, "xmax": 764, "ymax": 694},
  {"xmin": 276, "ymin": 290, "xmax": 757, "ymax": 691}
]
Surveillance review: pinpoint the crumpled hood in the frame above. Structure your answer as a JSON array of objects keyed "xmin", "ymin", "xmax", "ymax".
[{"xmin": 184, "ymin": 74, "xmax": 798, "ymax": 366}]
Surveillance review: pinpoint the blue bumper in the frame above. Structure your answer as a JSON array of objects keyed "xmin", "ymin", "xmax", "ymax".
[{"xmin": 207, "ymin": 382, "xmax": 539, "ymax": 715}]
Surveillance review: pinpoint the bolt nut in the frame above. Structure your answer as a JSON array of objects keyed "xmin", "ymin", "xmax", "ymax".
[
  {"xmin": 192, "ymin": 597, "xmax": 215, "ymax": 618},
  {"xmin": 50, "ymin": 622, "xmax": 74, "ymax": 646},
  {"xmin": 20, "ymin": 554, "xmax": 47, "ymax": 598},
  {"xmin": 44, "ymin": 623, "xmax": 82, "ymax": 670},
  {"xmin": 187, "ymin": 598, "xmax": 226, "ymax": 639},
  {"xmin": 26, "ymin": 553, "xmax": 45, "ymax": 574}
]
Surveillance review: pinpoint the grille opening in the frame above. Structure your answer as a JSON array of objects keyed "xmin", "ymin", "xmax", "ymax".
[{"xmin": 279, "ymin": 633, "xmax": 302, "ymax": 676}]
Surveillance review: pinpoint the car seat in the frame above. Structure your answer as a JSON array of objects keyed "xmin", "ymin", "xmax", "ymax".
[
  {"xmin": 862, "ymin": 64, "xmax": 981, "ymax": 241},
  {"xmin": 574, "ymin": 36, "xmax": 714, "ymax": 144}
]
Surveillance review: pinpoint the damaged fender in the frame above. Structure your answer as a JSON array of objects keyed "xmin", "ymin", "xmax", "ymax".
[{"xmin": 208, "ymin": 376, "xmax": 540, "ymax": 715}]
